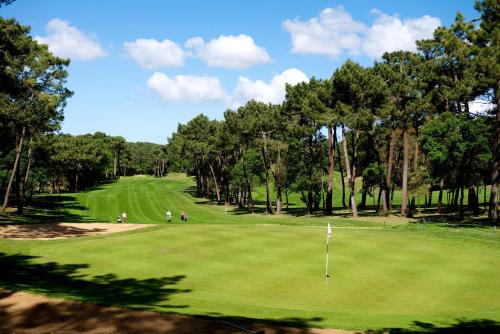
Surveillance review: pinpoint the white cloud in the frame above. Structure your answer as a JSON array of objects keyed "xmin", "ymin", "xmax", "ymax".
[
  {"xmin": 147, "ymin": 72, "xmax": 228, "ymax": 103},
  {"xmin": 35, "ymin": 19, "xmax": 107, "ymax": 60},
  {"xmin": 186, "ymin": 34, "xmax": 271, "ymax": 69},
  {"xmin": 283, "ymin": 6, "xmax": 441, "ymax": 59},
  {"xmin": 362, "ymin": 11, "xmax": 441, "ymax": 58},
  {"xmin": 123, "ymin": 38, "xmax": 185, "ymax": 69},
  {"xmin": 283, "ymin": 7, "xmax": 366, "ymax": 58},
  {"xmin": 231, "ymin": 68, "xmax": 308, "ymax": 107}
]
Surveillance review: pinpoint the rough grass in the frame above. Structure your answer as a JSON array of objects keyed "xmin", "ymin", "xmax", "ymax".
[{"xmin": 1, "ymin": 174, "xmax": 499, "ymax": 332}]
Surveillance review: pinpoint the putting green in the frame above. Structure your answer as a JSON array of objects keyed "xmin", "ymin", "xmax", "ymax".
[{"xmin": 1, "ymin": 175, "xmax": 499, "ymax": 331}]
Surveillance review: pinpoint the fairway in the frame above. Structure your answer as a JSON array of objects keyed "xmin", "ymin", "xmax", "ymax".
[
  {"xmin": 1, "ymin": 175, "xmax": 499, "ymax": 332},
  {"xmin": 45, "ymin": 173, "xmax": 402, "ymax": 227}
]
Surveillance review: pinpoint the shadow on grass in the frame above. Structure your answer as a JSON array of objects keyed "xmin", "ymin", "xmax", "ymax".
[
  {"xmin": 0, "ymin": 252, "xmax": 189, "ymax": 309},
  {"xmin": 0, "ymin": 180, "xmax": 120, "ymax": 225},
  {"xmin": 416, "ymin": 214, "xmax": 494, "ymax": 228},
  {"xmin": 0, "ymin": 194, "xmax": 92, "ymax": 225},
  {"xmin": 364, "ymin": 318, "xmax": 500, "ymax": 334},
  {"xmin": 0, "ymin": 253, "xmax": 330, "ymax": 333}
]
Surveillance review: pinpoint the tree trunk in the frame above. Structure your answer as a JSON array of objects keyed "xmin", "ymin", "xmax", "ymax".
[
  {"xmin": 336, "ymin": 133, "xmax": 347, "ymax": 208},
  {"xmin": 342, "ymin": 126, "xmax": 357, "ymax": 217},
  {"xmin": 209, "ymin": 162, "xmax": 221, "ymax": 204},
  {"xmin": 360, "ymin": 189, "xmax": 367, "ymax": 209},
  {"xmin": 438, "ymin": 177, "xmax": 444, "ymax": 214},
  {"xmin": 241, "ymin": 154, "xmax": 254, "ymax": 212},
  {"xmin": 314, "ymin": 190, "xmax": 320, "ymax": 211},
  {"xmin": 205, "ymin": 173, "xmax": 211, "ymax": 198},
  {"xmin": 489, "ymin": 97, "xmax": 499, "ymax": 222},
  {"xmin": 386, "ymin": 129, "xmax": 396, "ymax": 210},
  {"xmin": 196, "ymin": 168, "xmax": 202, "ymax": 193},
  {"xmin": 453, "ymin": 187, "xmax": 460, "ymax": 209},
  {"xmin": 469, "ymin": 186, "xmax": 479, "ymax": 216},
  {"xmin": 15, "ymin": 153, "xmax": 23, "ymax": 214},
  {"xmin": 238, "ymin": 189, "xmax": 243, "ymax": 208},
  {"xmin": 326, "ymin": 126, "xmax": 335, "ymax": 215},
  {"xmin": 261, "ymin": 135, "xmax": 273, "ymax": 214},
  {"xmin": 484, "ymin": 184, "xmax": 488, "ymax": 211},
  {"xmin": 489, "ymin": 182, "xmax": 498, "ymax": 222},
  {"xmin": 23, "ymin": 138, "xmax": 33, "ymax": 190},
  {"xmin": 274, "ymin": 146, "xmax": 282, "ymax": 215},
  {"xmin": 224, "ymin": 166, "xmax": 230, "ymax": 207},
  {"xmin": 75, "ymin": 167, "xmax": 79, "ymax": 193},
  {"xmin": 351, "ymin": 130, "xmax": 358, "ymax": 206},
  {"xmin": 307, "ymin": 191, "xmax": 313, "ymax": 214},
  {"xmin": 17, "ymin": 138, "xmax": 33, "ymax": 213},
  {"xmin": 428, "ymin": 187, "xmax": 433, "ymax": 207},
  {"xmin": 414, "ymin": 127, "xmax": 419, "ymax": 172},
  {"xmin": 376, "ymin": 187, "xmax": 382, "ymax": 213},
  {"xmin": 401, "ymin": 127, "xmax": 409, "ymax": 216},
  {"xmin": 374, "ymin": 145, "xmax": 388, "ymax": 215},
  {"xmin": 113, "ymin": 148, "xmax": 118, "ymax": 177},
  {"xmin": 459, "ymin": 186, "xmax": 464, "ymax": 220},
  {"xmin": 1, "ymin": 127, "xmax": 26, "ymax": 214}
]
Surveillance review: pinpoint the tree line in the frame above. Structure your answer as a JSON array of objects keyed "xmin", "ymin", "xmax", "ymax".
[
  {"xmin": 165, "ymin": 1, "xmax": 499, "ymax": 222},
  {"xmin": 0, "ymin": 128, "xmax": 167, "ymax": 213}
]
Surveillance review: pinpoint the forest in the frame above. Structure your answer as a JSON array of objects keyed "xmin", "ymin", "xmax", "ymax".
[{"xmin": 0, "ymin": 1, "xmax": 498, "ymax": 222}]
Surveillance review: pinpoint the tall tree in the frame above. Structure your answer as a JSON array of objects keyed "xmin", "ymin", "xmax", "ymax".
[
  {"xmin": 378, "ymin": 51, "xmax": 423, "ymax": 217},
  {"xmin": 284, "ymin": 80, "xmax": 323, "ymax": 214},
  {"xmin": 471, "ymin": 0, "xmax": 499, "ymax": 221},
  {"xmin": 0, "ymin": 18, "xmax": 71, "ymax": 213},
  {"xmin": 331, "ymin": 61, "xmax": 383, "ymax": 217},
  {"xmin": 311, "ymin": 79, "xmax": 337, "ymax": 215},
  {"xmin": 111, "ymin": 136, "xmax": 126, "ymax": 178}
]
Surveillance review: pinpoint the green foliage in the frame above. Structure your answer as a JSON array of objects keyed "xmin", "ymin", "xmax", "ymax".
[
  {"xmin": 420, "ymin": 112, "xmax": 491, "ymax": 188},
  {"xmin": 361, "ymin": 162, "xmax": 381, "ymax": 197}
]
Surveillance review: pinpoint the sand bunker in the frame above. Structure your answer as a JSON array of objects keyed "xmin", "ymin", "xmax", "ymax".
[{"xmin": 0, "ymin": 223, "xmax": 152, "ymax": 240}]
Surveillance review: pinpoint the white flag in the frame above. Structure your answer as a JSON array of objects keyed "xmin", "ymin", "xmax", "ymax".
[{"xmin": 327, "ymin": 223, "xmax": 332, "ymax": 239}]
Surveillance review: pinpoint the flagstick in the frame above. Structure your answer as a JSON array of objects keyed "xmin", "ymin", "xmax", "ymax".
[{"xmin": 325, "ymin": 233, "xmax": 330, "ymax": 285}]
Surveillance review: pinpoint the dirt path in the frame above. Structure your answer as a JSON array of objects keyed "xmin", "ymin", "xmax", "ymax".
[
  {"xmin": 0, "ymin": 223, "xmax": 153, "ymax": 240},
  {"xmin": 0, "ymin": 289, "xmax": 358, "ymax": 334}
]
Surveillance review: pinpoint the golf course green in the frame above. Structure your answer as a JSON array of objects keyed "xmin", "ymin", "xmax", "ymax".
[{"xmin": 1, "ymin": 174, "xmax": 499, "ymax": 332}]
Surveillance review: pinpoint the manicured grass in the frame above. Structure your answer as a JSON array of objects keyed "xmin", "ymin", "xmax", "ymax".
[
  {"xmin": 42, "ymin": 173, "xmax": 398, "ymax": 227},
  {"xmin": 1, "ymin": 174, "xmax": 499, "ymax": 331}
]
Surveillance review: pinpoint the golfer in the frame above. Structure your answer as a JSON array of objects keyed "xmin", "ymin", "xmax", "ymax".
[
  {"xmin": 166, "ymin": 209, "xmax": 172, "ymax": 223},
  {"xmin": 121, "ymin": 211, "xmax": 127, "ymax": 224}
]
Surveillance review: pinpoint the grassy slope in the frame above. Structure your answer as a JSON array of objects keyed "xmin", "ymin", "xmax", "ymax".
[
  {"xmin": 1, "ymin": 174, "xmax": 499, "ymax": 331},
  {"xmin": 69, "ymin": 173, "xmax": 394, "ymax": 226}
]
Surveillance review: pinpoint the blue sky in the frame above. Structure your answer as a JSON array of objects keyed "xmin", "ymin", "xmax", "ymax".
[{"xmin": 2, "ymin": 1, "xmax": 478, "ymax": 144}]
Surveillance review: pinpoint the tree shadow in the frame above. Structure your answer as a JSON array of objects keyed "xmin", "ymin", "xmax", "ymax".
[
  {"xmin": 183, "ymin": 185, "xmax": 198, "ymax": 195},
  {"xmin": 364, "ymin": 318, "xmax": 500, "ymax": 334},
  {"xmin": 77, "ymin": 179, "xmax": 117, "ymax": 193},
  {"xmin": 206, "ymin": 314, "xmax": 325, "ymax": 334},
  {"xmin": 411, "ymin": 213, "xmax": 495, "ymax": 230},
  {"xmin": 0, "ymin": 252, "xmax": 330, "ymax": 333},
  {"xmin": 0, "ymin": 252, "xmax": 189, "ymax": 309},
  {"xmin": 0, "ymin": 194, "xmax": 93, "ymax": 224}
]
